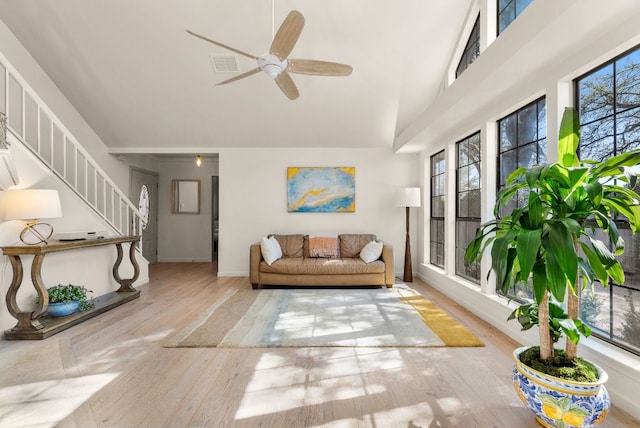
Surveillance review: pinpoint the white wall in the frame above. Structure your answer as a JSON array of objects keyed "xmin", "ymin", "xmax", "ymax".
[
  {"xmin": 405, "ymin": 0, "xmax": 640, "ymax": 420},
  {"xmin": 157, "ymin": 157, "xmax": 218, "ymax": 262},
  {"xmin": 217, "ymin": 147, "xmax": 417, "ymax": 277},
  {"xmin": 0, "ymin": 19, "xmax": 133, "ymax": 192},
  {"xmin": 0, "ymin": 140, "xmax": 149, "ymax": 332},
  {"xmin": 0, "ymin": 17, "xmax": 150, "ymax": 334}
]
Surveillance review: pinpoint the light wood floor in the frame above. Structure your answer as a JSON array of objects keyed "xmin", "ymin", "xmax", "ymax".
[{"xmin": 1, "ymin": 263, "xmax": 638, "ymax": 428}]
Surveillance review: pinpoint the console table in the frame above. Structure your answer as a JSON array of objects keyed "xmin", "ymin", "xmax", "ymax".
[{"xmin": 2, "ymin": 236, "xmax": 141, "ymax": 340}]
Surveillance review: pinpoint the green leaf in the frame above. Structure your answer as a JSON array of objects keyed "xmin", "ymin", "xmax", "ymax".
[
  {"xmin": 558, "ymin": 107, "xmax": 580, "ymax": 167},
  {"xmin": 465, "ymin": 220, "xmax": 503, "ymax": 264},
  {"xmin": 505, "ymin": 167, "xmax": 527, "ymax": 185},
  {"xmin": 543, "ymin": 247, "xmax": 567, "ymax": 302},
  {"xmin": 516, "ymin": 228, "xmax": 542, "ymax": 283},
  {"xmin": 606, "ymin": 218, "xmax": 625, "ymax": 256},
  {"xmin": 584, "ymin": 181, "xmax": 603, "ymax": 207},
  {"xmin": 630, "ymin": 205, "xmax": 640, "ymax": 233},
  {"xmin": 567, "ymin": 166, "xmax": 589, "ymax": 188},
  {"xmin": 559, "ymin": 318, "xmax": 581, "ymax": 344},
  {"xmin": 591, "ymin": 238, "xmax": 617, "ymax": 267},
  {"xmin": 558, "ymin": 218, "xmax": 581, "ymax": 235},
  {"xmin": 592, "ymin": 149, "xmax": 640, "ymax": 177},
  {"xmin": 532, "ymin": 263, "xmax": 547, "ymax": 304},
  {"xmin": 580, "ymin": 242, "xmax": 608, "ymax": 286},
  {"xmin": 558, "ymin": 318, "xmax": 593, "ymax": 344},
  {"xmin": 495, "ymin": 183, "xmax": 528, "ymax": 216},
  {"xmin": 491, "ymin": 231, "xmax": 517, "ymax": 292},
  {"xmin": 547, "ymin": 222, "xmax": 578, "ymax": 288},
  {"xmin": 527, "ymin": 191, "xmax": 543, "ymax": 229},
  {"xmin": 574, "ymin": 319, "xmax": 592, "ymax": 338},
  {"xmin": 577, "ymin": 258, "xmax": 593, "ymax": 290},
  {"xmin": 607, "ymin": 261, "xmax": 625, "ymax": 285},
  {"xmin": 546, "ymin": 164, "xmax": 571, "ymax": 188},
  {"xmin": 525, "ymin": 165, "xmax": 544, "ymax": 189}
]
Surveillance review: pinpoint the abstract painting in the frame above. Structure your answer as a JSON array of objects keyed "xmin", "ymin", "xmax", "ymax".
[{"xmin": 287, "ymin": 167, "xmax": 355, "ymax": 212}]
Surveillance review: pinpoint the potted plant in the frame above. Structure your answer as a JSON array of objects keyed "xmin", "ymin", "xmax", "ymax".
[
  {"xmin": 465, "ymin": 107, "xmax": 640, "ymax": 427},
  {"xmin": 46, "ymin": 284, "xmax": 94, "ymax": 317}
]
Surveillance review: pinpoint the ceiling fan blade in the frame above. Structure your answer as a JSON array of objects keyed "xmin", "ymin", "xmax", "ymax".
[
  {"xmin": 186, "ymin": 30, "xmax": 258, "ymax": 60},
  {"xmin": 288, "ymin": 59, "xmax": 353, "ymax": 76},
  {"xmin": 216, "ymin": 67, "xmax": 261, "ymax": 85},
  {"xmin": 269, "ymin": 10, "xmax": 305, "ymax": 61},
  {"xmin": 274, "ymin": 71, "xmax": 300, "ymax": 100}
]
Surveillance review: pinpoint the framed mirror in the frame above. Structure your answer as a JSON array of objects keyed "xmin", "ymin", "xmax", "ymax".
[{"xmin": 171, "ymin": 179, "xmax": 200, "ymax": 214}]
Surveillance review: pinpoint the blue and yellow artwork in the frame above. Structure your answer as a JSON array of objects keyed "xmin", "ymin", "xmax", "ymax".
[{"xmin": 287, "ymin": 167, "xmax": 355, "ymax": 212}]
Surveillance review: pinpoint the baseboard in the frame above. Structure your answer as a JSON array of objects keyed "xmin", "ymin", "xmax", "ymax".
[{"xmin": 217, "ymin": 271, "xmax": 249, "ymax": 277}]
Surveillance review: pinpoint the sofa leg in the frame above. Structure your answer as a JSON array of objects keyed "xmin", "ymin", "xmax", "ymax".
[
  {"xmin": 251, "ymin": 283, "xmax": 258, "ymax": 290},
  {"xmin": 386, "ymin": 283, "xmax": 393, "ymax": 288}
]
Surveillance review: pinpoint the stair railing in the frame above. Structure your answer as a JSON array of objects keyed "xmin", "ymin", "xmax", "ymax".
[{"xmin": 0, "ymin": 51, "xmax": 144, "ymax": 239}]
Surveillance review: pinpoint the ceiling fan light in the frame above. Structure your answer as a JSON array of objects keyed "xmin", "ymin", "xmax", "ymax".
[
  {"xmin": 257, "ymin": 55, "xmax": 287, "ymax": 79},
  {"xmin": 262, "ymin": 64, "xmax": 282, "ymax": 78}
]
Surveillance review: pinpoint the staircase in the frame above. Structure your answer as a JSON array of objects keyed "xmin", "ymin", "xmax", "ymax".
[{"xmin": 0, "ymin": 51, "xmax": 144, "ymax": 238}]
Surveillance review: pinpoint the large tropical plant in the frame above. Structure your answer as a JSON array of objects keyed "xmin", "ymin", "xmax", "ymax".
[{"xmin": 465, "ymin": 107, "xmax": 640, "ymax": 364}]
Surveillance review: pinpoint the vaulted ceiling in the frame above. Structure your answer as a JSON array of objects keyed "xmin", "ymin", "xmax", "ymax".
[{"xmin": 0, "ymin": 1, "xmax": 472, "ymax": 153}]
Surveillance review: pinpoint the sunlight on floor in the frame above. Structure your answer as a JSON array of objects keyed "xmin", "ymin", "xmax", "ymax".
[
  {"xmin": 234, "ymin": 347, "xmax": 421, "ymax": 422},
  {"xmin": 0, "ymin": 330, "xmax": 172, "ymax": 428},
  {"xmin": 0, "ymin": 373, "xmax": 117, "ymax": 428}
]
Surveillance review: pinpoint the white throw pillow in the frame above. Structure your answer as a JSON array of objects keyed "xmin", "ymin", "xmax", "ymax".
[
  {"xmin": 360, "ymin": 240, "xmax": 383, "ymax": 263},
  {"xmin": 260, "ymin": 236, "xmax": 282, "ymax": 266}
]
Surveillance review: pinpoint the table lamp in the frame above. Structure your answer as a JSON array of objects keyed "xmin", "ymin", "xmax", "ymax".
[
  {"xmin": 3, "ymin": 189, "xmax": 63, "ymax": 245},
  {"xmin": 396, "ymin": 187, "xmax": 421, "ymax": 282}
]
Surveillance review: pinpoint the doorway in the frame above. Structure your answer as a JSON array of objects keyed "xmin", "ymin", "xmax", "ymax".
[{"xmin": 130, "ymin": 167, "xmax": 159, "ymax": 263}]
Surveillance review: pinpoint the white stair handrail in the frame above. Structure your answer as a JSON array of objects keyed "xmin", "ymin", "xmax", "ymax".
[{"xmin": 0, "ymin": 50, "xmax": 144, "ymax": 238}]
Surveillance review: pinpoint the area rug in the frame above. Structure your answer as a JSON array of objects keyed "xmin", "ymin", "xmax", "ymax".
[{"xmin": 164, "ymin": 287, "xmax": 484, "ymax": 348}]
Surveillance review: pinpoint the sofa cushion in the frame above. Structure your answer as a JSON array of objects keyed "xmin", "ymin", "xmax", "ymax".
[
  {"xmin": 360, "ymin": 240, "xmax": 383, "ymax": 263},
  {"xmin": 339, "ymin": 234, "xmax": 377, "ymax": 258},
  {"xmin": 260, "ymin": 257, "xmax": 385, "ymax": 275},
  {"xmin": 260, "ymin": 236, "xmax": 282, "ymax": 266},
  {"xmin": 271, "ymin": 234, "xmax": 304, "ymax": 258},
  {"xmin": 303, "ymin": 235, "xmax": 310, "ymax": 258}
]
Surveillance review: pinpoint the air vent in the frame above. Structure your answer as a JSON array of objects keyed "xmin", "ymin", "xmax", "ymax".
[{"xmin": 210, "ymin": 55, "xmax": 240, "ymax": 73}]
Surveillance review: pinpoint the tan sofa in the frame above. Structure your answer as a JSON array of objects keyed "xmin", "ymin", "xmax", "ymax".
[{"xmin": 250, "ymin": 234, "xmax": 394, "ymax": 289}]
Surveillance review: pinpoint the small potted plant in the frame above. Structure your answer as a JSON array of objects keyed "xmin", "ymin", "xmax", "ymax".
[
  {"xmin": 46, "ymin": 284, "xmax": 94, "ymax": 317},
  {"xmin": 465, "ymin": 107, "xmax": 640, "ymax": 427}
]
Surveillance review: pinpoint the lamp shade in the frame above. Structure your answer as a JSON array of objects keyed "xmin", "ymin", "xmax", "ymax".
[
  {"xmin": 396, "ymin": 187, "xmax": 421, "ymax": 208},
  {"xmin": 3, "ymin": 189, "xmax": 63, "ymax": 220}
]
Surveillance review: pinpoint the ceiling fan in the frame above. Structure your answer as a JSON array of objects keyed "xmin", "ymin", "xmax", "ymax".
[{"xmin": 187, "ymin": 10, "xmax": 352, "ymax": 100}]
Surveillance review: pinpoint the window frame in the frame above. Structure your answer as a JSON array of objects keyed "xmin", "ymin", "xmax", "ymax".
[
  {"xmin": 496, "ymin": 96, "xmax": 546, "ymax": 299},
  {"xmin": 497, "ymin": 0, "xmax": 533, "ymax": 36},
  {"xmin": 455, "ymin": 132, "xmax": 481, "ymax": 283},
  {"xmin": 455, "ymin": 14, "xmax": 480, "ymax": 79},
  {"xmin": 430, "ymin": 150, "xmax": 446, "ymax": 268},
  {"xmin": 574, "ymin": 43, "xmax": 640, "ymax": 356}
]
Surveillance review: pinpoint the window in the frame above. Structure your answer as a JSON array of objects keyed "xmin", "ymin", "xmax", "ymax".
[
  {"xmin": 497, "ymin": 97, "xmax": 546, "ymax": 299},
  {"xmin": 576, "ymin": 45, "xmax": 640, "ymax": 355},
  {"xmin": 498, "ymin": 0, "xmax": 533, "ymax": 35},
  {"xmin": 430, "ymin": 151, "xmax": 446, "ymax": 268},
  {"xmin": 455, "ymin": 15, "xmax": 480, "ymax": 78},
  {"xmin": 456, "ymin": 132, "xmax": 481, "ymax": 283},
  {"xmin": 497, "ymin": 97, "xmax": 546, "ymax": 214}
]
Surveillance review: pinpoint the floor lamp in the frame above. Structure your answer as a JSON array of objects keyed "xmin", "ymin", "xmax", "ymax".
[{"xmin": 396, "ymin": 187, "xmax": 421, "ymax": 282}]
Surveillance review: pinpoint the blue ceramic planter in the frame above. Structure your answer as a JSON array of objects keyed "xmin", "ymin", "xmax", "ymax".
[
  {"xmin": 47, "ymin": 301, "xmax": 79, "ymax": 317},
  {"xmin": 512, "ymin": 346, "xmax": 610, "ymax": 427}
]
